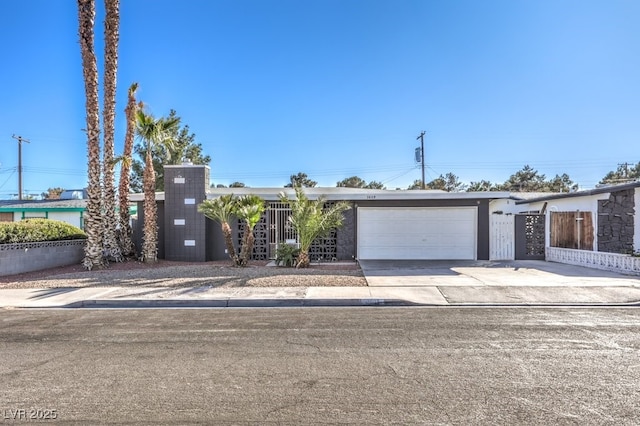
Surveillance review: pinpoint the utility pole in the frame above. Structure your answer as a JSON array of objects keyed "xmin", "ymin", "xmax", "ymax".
[
  {"xmin": 11, "ymin": 135, "xmax": 30, "ymax": 200},
  {"xmin": 618, "ymin": 162, "xmax": 630, "ymax": 179},
  {"xmin": 417, "ymin": 131, "xmax": 425, "ymax": 189}
]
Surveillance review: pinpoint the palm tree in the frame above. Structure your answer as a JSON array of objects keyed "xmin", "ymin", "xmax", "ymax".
[
  {"xmin": 279, "ymin": 187, "xmax": 350, "ymax": 268},
  {"xmin": 235, "ymin": 195, "xmax": 266, "ymax": 266},
  {"xmin": 135, "ymin": 110, "xmax": 180, "ymax": 263},
  {"xmin": 198, "ymin": 195, "xmax": 239, "ymax": 265},
  {"xmin": 101, "ymin": 0, "xmax": 123, "ymax": 263},
  {"xmin": 116, "ymin": 84, "xmax": 139, "ymax": 257},
  {"xmin": 77, "ymin": 0, "xmax": 104, "ymax": 270}
]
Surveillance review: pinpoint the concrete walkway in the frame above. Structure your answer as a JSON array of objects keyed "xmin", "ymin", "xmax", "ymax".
[{"xmin": 1, "ymin": 260, "xmax": 640, "ymax": 308}]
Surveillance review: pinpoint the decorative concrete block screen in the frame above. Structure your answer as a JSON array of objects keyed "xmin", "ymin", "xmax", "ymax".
[
  {"xmin": 0, "ymin": 240, "xmax": 85, "ymax": 276},
  {"xmin": 546, "ymin": 247, "xmax": 640, "ymax": 276}
]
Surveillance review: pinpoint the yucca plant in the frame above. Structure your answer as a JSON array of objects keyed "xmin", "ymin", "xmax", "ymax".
[{"xmin": 279, "ymin": 187, "xmax": 350, "ymax": 268}]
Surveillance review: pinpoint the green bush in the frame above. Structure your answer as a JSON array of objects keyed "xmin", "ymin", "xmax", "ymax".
[
  {"xmin": 0, "ymin": 219, "xmax": 87, "ymax": 244},
  {"xmin": 274, "ymin": 243, "xmax": 300, "ymax": 267}
]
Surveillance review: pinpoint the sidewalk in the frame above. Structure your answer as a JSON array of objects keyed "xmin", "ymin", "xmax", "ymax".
[
  {"xmin": 3, "ymin": 260, "xmax": 640, "ymax": 308},
  {"xmin": 2, "ymin": 284, "xmax": 640, "ymax": 308}
]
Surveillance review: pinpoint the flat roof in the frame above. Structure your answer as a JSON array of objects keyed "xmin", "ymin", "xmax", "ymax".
[
  {"xmin": 515, "ymin": 181, "xmax": 640, "ymax": 204},
  {"xmin": 129, "ymin": 187, "xmax": 513, "ymax": 202}
]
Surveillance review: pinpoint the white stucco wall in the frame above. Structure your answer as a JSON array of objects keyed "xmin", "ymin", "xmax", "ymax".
[
  {"xmin": 489, "ymin": 199, "xmax": 520, "ymax": 214},
  {"xmin": 48, "ymin": 212, "xmax": 82, "ymax": 229}
]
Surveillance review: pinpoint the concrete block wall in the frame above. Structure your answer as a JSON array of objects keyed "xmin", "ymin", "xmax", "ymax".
[
  {"xmin": 0, "ymin": 240, "xmax": 85, "ymax": 276},
  {"xmin": 163, "ymin": 165, "xmax": 210, "ymax": 261}
]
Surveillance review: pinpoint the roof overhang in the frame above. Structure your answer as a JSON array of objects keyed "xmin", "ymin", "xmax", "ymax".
[{"xmin": 129, "ymin": 188, "xmax": 512, "ymax": 202}]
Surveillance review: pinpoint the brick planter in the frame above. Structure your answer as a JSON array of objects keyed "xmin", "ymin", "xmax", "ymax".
[{"xmin": 0, "ymin": 240, "xmax": 86, "ymax": 276}]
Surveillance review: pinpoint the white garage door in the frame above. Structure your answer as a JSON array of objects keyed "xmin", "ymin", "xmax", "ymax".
[{"xmin": 357, "ymin": 207, "xmax": 477, "ymax": 260}]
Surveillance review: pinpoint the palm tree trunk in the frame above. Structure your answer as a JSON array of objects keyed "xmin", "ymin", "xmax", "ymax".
[
  {"xmin": 117, "ymin": 85, "xmax": 138, "ymax": 257},
  {"xmin": 78, "ymin": 0, "xmax": 104, "ymax": 270},
  {"xmin": 239, "ymin": 226, "xmax": 255, "ymax": 267},
  {"xmin": 221, "ymin": 222, "xmax": 239, "ymax": 265},
  {"xmin": 141, "ymin": 149, "xmax": 158, "ymax": 263},
  {"xmin": 101, "ymin": 0, "xmax": 123, "ymax": 263},
  {"xmin": 296, "ymin": 250, "xmax": 310, "ymax": 268}
]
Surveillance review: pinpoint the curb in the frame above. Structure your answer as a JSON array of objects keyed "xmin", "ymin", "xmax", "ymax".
[{"xmin": 9, "ymin": 298, "xmax": 638, "ymax": 309}]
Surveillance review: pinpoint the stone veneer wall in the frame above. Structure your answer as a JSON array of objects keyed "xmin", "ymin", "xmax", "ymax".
[{"xmin": 597, "ymin": 188, "xmax": 635, "ymax": 253}]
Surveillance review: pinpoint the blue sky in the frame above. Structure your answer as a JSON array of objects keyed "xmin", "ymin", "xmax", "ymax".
[{"xmin": 1, "ymin": 0, "xmax": 638, "ymax": 198}]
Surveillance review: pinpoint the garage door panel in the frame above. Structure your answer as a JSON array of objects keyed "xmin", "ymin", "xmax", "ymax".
[{"xmin": 357, "ymin": 207, "xmax": 477, "ymax": 260}]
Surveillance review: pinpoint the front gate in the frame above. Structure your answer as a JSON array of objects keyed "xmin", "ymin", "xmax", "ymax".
[
  {"xmin": 515, "ymin": 214, "xmax": 546, "ymax": 260},
  {"xmin": 490, "ymin": 213, "xmax": 515, "ymax": 260}
]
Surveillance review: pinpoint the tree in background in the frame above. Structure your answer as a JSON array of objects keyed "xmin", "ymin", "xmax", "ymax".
[
  {"xmin": 467, "ymin": 180, "xmax": 496, "ymax": 192},
  {"xmin": 600, "ymin": 162, "xmax": 640, "ymax": 184},
  {"xmin": 77, "ymin": 0, "xmax": 104, "ymax": 270},
  {"xmin": 135, "ymin": 109, "xmax": 180, "ymax": 262},
  {"xmin": 230, "ymin": 182, "xmax": 246, "ymax": 188},
  {"xmin": 407, "ymin": 173, "xmax": 465, "ymax": 191},
  {"xmin": 546, "ymin": 173, "xmax": 579, "ymax": 192},
  {"xmin": 494, "ymin": 165, "xmax": 547, "ymax": 192},
  {"xmin": 407, "ymin": 179, "xmax": 423, "ymax": 190},
  {"xmin": 285, "ymin": 172, "xmax": 317, "ymax": 188},
  {"xmin": 115, "ymin": 83, "xmax": 139, "ymax": 257},
  {"xmin": 336, "ymin": 176, "xmax": 386, "ymax": 189},
  {"xmin": 130, "ymin": 110, "xmax": 211, "ymax": 192},
  {"xmin": 41, "ymin": 187, "xmax": 64, "ymax": 200},
  {"xmin": 365, "ymin": 181, "xmax": 385, "ymax": 189},
  {"xmin": 426, "ymin": 173, "xmax": 466, "ymax": 192},
  {"xmin": 279, "ymin": 187, "xmax": 350, "ymax": 268},
  {"xmin": 101, "ymin": 0, "xmax": 123, "ymax": 263}
]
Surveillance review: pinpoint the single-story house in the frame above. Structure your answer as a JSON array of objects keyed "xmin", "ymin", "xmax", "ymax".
[
  {"xmin": 489, "ymin": 181, "xmax": 640, "ymax": 274},
  {"xmin": 0, "ymin": 199, "xmax": 87, "ymax": 229},
  {"xmin": 129, "ymin": 165, "xmax": 640, "ymax": 274},
  {"xmin": 130, "ymin": 164, "xmax": 530, "ymax": 262}
]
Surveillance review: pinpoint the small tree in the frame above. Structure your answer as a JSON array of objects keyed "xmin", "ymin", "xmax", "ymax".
[
  {"xmin": 235, "ymin": 195, "xmax": 266, "ymax": 266},
  {"xmin": 198, "ymin": 195, "xmax": 239, "ymax": 265},
  {"xmin": 279, "ymin": 187, "xmax": 350, "ymax": 268}
]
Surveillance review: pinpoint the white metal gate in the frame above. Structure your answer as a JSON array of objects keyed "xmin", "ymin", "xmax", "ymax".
[
  {"xmin": 268, "ymin": 202, "xmax": 296, "ymax": 258},
  {"xmin": 490, "ymin": 213, "xmax": 515, "ymax": 260}
]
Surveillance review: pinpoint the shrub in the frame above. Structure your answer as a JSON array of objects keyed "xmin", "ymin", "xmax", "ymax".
[
  {"xmin": 0, "ymin": 219, "xmax": 87, "ymax": 244},
  {"xmin": 274, "ymin": 243, "xmax": 300, "ymax": 267}
]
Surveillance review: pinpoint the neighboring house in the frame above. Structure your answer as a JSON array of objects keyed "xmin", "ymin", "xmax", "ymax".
[
  {"xmin": 514, "ymin": 182, "xmax": 639, "ymax": 254},
  {"xmin": 130, "ymin": 164, "xmax": 514, "ymax": 262},
  {"xmin": 0, "ymin": 199, "xmax": 87, "ymax": 229},
  {"xmin": 494, "ymin": 182, "xmax": 640, "ymax": 275},
  {"xmin": 0, "ymin": 189, "xmax": 137, "ymax": 231}
]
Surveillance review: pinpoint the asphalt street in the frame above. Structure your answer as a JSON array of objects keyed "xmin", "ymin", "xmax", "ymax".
[{"xmin": 1, "ymin": 307, "xmax": 639, "ymax": 424}]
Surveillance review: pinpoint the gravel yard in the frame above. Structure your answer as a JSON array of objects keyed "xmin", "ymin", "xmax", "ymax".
[{"xmin": 0, "ymin": 259, "xmax": 367, "ymax": 289}]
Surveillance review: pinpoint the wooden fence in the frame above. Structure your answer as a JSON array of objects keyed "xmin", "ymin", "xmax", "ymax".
[{"xmin": 550, "ymin": 211, "xmax": 594, "ymax": 250}]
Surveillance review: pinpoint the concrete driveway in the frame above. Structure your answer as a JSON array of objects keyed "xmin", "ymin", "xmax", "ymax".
[{"xmin": 358, "ymin": 260, "xmax": 640, "ymax": 304}]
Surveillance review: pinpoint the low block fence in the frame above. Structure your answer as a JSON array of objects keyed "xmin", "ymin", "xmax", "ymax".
[
  {"xmin": 0, "ymin": 240, "xmax": 86, "ymax": 277},
  {"xmin": 546, "ymin": 246, "xmax": 640, "ymax": 276}
]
